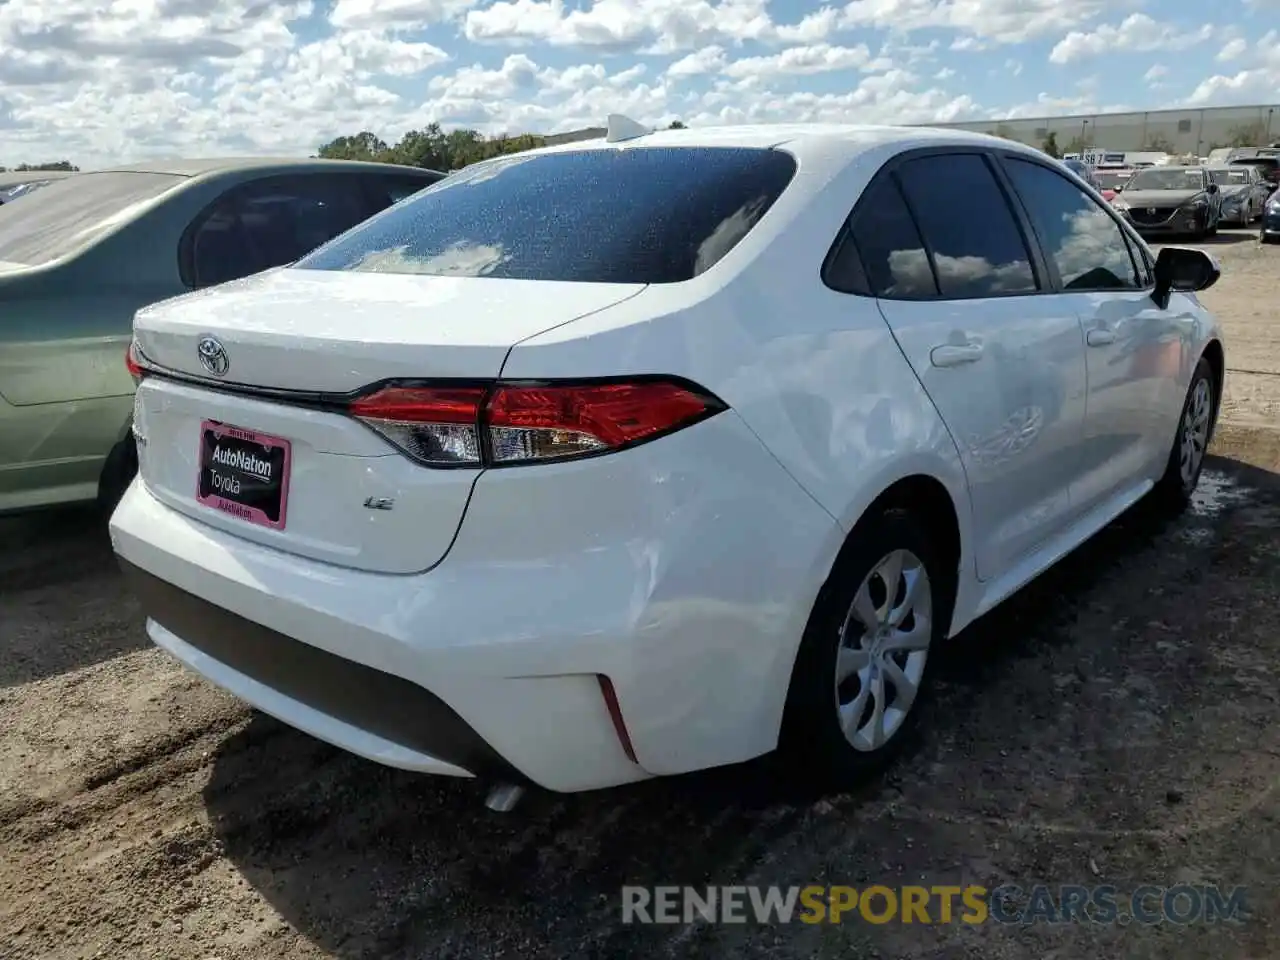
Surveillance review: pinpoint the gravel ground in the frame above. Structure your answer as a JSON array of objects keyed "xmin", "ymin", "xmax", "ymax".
[{"xmin": 2, "ymin": 229, "xmax": 1279, "ymax": 959}]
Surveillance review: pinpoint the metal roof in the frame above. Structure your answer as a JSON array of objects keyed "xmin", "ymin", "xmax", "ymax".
[{"xmin": 85, "ymin": 157, "xmax": 442, "ymax": 178}]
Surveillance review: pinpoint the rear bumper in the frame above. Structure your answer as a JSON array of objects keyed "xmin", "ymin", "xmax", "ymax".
[
  {"xmin": 109, "ymin": 410, "xmax": 841, "ymax": 792},
  {"xmin": 120, "ymin": 559, "xmax": 519, "ymax": 780}
]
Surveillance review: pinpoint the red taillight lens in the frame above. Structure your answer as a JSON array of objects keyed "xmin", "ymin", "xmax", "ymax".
[
  {"xmin": 486, "ymin": 381, "xmax": 716, "ymax": 463},
  {"xmin": 348, "ymin": 379, "xmax": 722, "ymax": 467},
  {"xmin": 125, "ymin": 341, "xmax": 147, "ymax": 385},
  {"xmin": 349, "ymin": 386, "xmax": 487, "ymax": 466}
]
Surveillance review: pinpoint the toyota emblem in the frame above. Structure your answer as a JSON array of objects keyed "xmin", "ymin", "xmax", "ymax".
[{"xmin": 197, "ymin": 335, "xmax": 229, "ymax": 377}]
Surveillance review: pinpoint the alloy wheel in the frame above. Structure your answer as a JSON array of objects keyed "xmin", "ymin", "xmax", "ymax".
[
  {"xmin": 834, "ymin": 549, "xmax": 932, "ymax": 752},
  {"xmin": 1179, "ymin": 377, "xmax": 1212, "ymax": 489}
]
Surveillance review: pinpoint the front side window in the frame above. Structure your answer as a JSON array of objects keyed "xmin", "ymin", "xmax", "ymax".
[
  {"xmin": 0, "ymin": 172, "xmax": 184, "ymax": 266},
  {"xmin": 183, "ymin": 175, "xmax": 372, "ymax": 288},
  {"xmin": 296, "ymin": 147, "xmax": 798, "ymax": 284},
  {"xmin": 1003, "ymin": 158, "xmax": 1139, "ymax": 292},
  {"xmin": 895, "ymin": 154, "xmax": 1038, "ymax": 299}
]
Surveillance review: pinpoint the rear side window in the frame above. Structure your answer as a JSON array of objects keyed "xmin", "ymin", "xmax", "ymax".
[
  {"xmin": 0, "ymin": 172, "xmax": 184, "ymax": 266},
  {"xmin": 895, "ymin": 154, "xmax": 1038, "ymax": 299},
  {"xmin": 296, "ymin": 147, "xmax": 798, "ymax": 284},
  {"xmin": 182, "ymin": 174, "xmax": 373, "ymax": 289},
  {"xmin": 845, "ymin": 177, "xmax": 937, "ymax": 298},
  {"xmin": 376, "ymin": 174, "xmax": 441, "ymax": 205}
]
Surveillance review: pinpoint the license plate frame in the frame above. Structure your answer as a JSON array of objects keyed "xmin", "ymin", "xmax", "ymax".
[{"xmin": 195, "ymin": 420, "xmax": 292, "ymax": 530}]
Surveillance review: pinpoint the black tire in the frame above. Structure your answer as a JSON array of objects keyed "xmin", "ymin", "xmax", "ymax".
[
  {"xmin": 779, "ymin": 508, "xmax": 952, "ymax": 790},
  {"xmin": 1151, "ymin": 357, "xmax": 1215, "ymax": 513},
  {"xmin": 96, "ymin": 434, "xmax": 138, "ymax": 516}
]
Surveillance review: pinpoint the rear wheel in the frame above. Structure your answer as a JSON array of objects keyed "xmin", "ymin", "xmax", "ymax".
[
  {"xmin": 1152, "ymin": 358, "xmax": 1215, "ymax": 512},
  {"xmin": 780, "ymin": 509, "xmax": 950, "ymax": 789}
]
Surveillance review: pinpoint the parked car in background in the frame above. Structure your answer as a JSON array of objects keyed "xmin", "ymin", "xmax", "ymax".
[
  {"xmin": 1111, "ymin": 165, "xmax": 1222, "ymax": 239},
  {"xmin": 111, "ymin": 122, "xmax": 1224, "ymax": 802},
  {"xmin": 1207, "ymin": 165, "xmax": 1269, "ymax": 225},
  {"xmin": 1262, "ymin": 189, "xmax": 1280, "ymax": 243},
  {"xmin": 0, "ymin": 170, "xmax": 75, "ymax": 205},
  {"xmin": 1229, "ymin": 155, "xmax": 1280, "ymax": 193},
  {"xmin": 0, "ymin": 158, "xmax": 443, "ymax": 516},
  {"xmin": 1093, "ymin": 168, "xmax": 1134, "ymax": 202}
]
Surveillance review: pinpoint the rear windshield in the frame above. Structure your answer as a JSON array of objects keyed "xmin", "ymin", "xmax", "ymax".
[
  {"xmin": 295, "ymin": 146, "xmax": 798, "ymax": 284},
  {"xmin": 0, "ymin": 171, "xmax": 184, "ymax": 266}
]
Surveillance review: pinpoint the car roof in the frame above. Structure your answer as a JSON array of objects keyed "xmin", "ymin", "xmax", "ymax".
[
  {"xmin": 81, "ymin": 157, "xmax": 443, "ymax": 179},
  {"xmin": 0, "ymin": 170, "xmax": 75, "ymax": 188},
  {"xmin": 528, "ymin": 123, "xmax": 1048, "ymax": 163}
]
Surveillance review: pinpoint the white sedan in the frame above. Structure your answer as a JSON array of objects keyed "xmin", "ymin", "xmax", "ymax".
[{"xmin": 110, "ymin": 120, "xmax": 1224, "ymax": 805}]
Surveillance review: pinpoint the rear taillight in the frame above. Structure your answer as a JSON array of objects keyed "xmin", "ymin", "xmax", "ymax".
[
  {"xmin": 348, "ymin": 378, "xmax": 725, "ymax": 468},
  {"xmin": 125, "ymin": 341, "xmax": 147, "ymax": 385}
]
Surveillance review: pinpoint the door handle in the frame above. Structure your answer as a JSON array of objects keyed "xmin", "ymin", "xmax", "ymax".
[
  {"xmin": 930, "ymin": 343, "xmax": 984, "ymax": 367},
  {"xmin": 1086, "ymin": 328, "xmax": 1117, "ymax": 347}
]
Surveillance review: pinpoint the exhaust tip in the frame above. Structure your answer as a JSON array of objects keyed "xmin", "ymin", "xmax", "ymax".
[{"xmin": 484, "ymin": 784, "xmax": 526, "ymax": 812}]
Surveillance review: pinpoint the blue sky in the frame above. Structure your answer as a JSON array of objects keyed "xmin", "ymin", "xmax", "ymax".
[{"xmin": 0, "ymin": 0, "xmax": 1277, "ymax": 166}]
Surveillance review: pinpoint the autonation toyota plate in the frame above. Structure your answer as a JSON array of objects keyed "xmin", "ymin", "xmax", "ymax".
[{"xmin": 196, "ymin": 420, "xmax": 291, "ymax": 530}]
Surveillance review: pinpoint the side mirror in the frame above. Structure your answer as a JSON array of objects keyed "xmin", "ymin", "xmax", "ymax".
[{"xmin": 1152, "ymin": 246, "xmax": 1220, "ymax": 309}]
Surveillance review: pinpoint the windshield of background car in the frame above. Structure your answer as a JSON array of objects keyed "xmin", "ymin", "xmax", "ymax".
[
  {"xmin": 295, "ymin": 146, "xmax": 799, "ymax": 283},
  {"xmin": 1208, "ymin": 168, "xmax": 1251, "ymax": 185},
  {"xmin": 1095, "ymin": 171, "xmax": 1133, "ymax": 189},
  {"xmin": 0, "ymin": 171, "xmax": 185, "ymax": 266},
  {"xmin": 0, "ymin": 179, "xmax": 57, "ymax": 203},
  {"xmin": 1126, "ymin": 168, "xmax": 1206, "ymax": 191}
]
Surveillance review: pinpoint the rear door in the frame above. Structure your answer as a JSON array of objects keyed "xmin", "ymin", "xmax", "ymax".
[
  {"xmin": 859, "ymin": 151, "xmax": 1089, "ymax": 580},
  {"xmin": 998, "ymin": 154, "xmax": 1190, "ymax": 516}
]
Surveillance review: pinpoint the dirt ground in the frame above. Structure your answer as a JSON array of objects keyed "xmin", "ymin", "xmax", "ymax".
[{"xmin": 2, "ymin": 229, "xmax": 1279, "ymax": 959}]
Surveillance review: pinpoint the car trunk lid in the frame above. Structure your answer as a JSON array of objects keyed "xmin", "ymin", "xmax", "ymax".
[{"xmin": 131, "ymin": 268, "xmax": 645, "ymax": 573}]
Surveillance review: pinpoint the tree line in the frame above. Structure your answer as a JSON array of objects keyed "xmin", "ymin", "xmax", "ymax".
[
  {"xmin": 0, "ymin": 161, "xmax": 79, "ymax": 172},
  {"xmin": 316, "ymin": 120, "xmax": 687, "ymax": 171}
]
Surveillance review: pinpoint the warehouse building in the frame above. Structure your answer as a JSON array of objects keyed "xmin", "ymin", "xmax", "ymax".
[
  {"xmin": 932, "ymin": 103, "xmax": 1280, "ymax": 157},
  {"xmin": 544, "ymin": 104, "xmax": 1280, "ymax": 157}
]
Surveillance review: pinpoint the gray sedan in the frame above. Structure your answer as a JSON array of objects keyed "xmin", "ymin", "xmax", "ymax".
[
  {"xmin": 1111, "ymin": 166, "xmax": 1222, "ymax": 239},
  {"xmin": 1207, "ymin": 165, "xmax": 1269, "ymax": 225},
  {"xmin": 0, "ymin": 157, "xmax": 443, "ymax": 516}
]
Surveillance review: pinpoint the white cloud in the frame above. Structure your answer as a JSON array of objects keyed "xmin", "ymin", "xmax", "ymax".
[
  {"xmin": 0, "ymin": 0, "xmax": 1274, "ymax": 170},
  {"xmin": 721, "ymin": 43, "xmax": 873, "ymax": 79},
  {"xmin": 840, "ymin": 0, "xmax": 1126, "ymax": 46},
  {"xmin": 330, "ymin": 0, "xmax": 478, "ymax": 29},
  {"xmin": 462, "ymin": 0, "xmax": 805, "ymax": 52},
  {"xmin": 1217, "ymin": 38, "xmax": 1248, "ymax": 62},
  {"xmin": 1049, "ymin": 15, "xmax": 1214, "ymax": 64},
  {"xmin": 666, "ymin": 46, "xmax": 728, "ymax": 79}
]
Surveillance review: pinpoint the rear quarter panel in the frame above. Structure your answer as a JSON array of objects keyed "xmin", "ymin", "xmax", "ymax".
[{"xmin": 502, "ymin": 138, "xmax": 975, "ymax": 620}]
